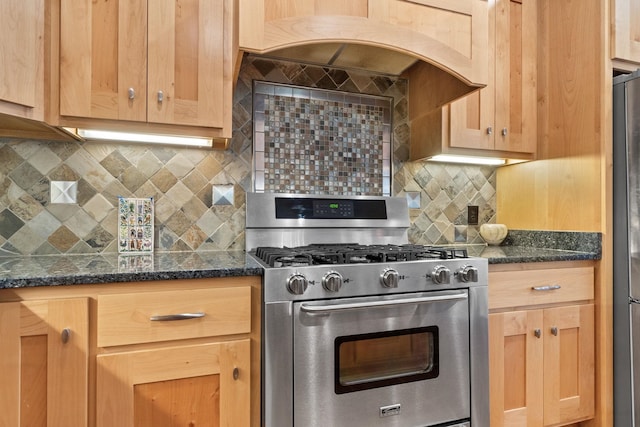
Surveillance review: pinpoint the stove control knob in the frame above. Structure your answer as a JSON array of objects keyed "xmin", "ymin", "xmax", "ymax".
[
  {"xmin": 287, "ymin": 273, "xmax": 308, "ymax": 295},
  {"xmin": 458, "ymin": 265, "xmax": 479, "ymax": 283},
  {"xmin": 322, "ymin": 271, "xmax": 343, "ymax": 292},
  {"xmin": 380, "ymin": 268, "xmax": 400, "ymax": 288},
  {"xmin": 431, "ymin": 265, "xmax": 451, "ymax": 284}
]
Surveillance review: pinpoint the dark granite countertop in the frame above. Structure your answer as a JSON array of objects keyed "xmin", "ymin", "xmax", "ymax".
[
  {"xmin": 0, "ymin": 230, "xmax": 601, "ymax": 289},
  {"xmin": 473, "ymin": 229, "xmax": 602, "ymax": 264},
  {"xmin": 0, "ymin": 251, "xmax": 263, "ymax": 289},
  {"xmin": 474, "ymin": 245, "xmax": 600, "ymax": 264}
]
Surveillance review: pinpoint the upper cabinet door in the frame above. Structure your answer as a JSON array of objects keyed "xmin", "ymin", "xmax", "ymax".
[
  {"xmin": 612, "ymin": 0, "xmax": 640, "ymax": 67},
  {"xmin": 0, "ymin": 0, "xmax": 45, "ymax": 119},
  {"xmin": 60, "ymin": 0, "xmax": 230, "ymax": 129},
  {"xmin": 60, "ymin": 0, "xmax": 147, "ymax": 121},
  {"xmin": 447, "ymin": 0, "xmax": 536, "ymax": 156},
  {"xmin": 147, "ymin": 0, "xmax": 227, "ymax": 128},
  {"xmin": 492, "ymin": 0, "xmax": 536, "ymax": 154}
]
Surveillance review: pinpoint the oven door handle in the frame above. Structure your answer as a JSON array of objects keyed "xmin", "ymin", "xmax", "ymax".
[{"xmin": 299, "ymin": 292, "xmax": 468, "ymax": 313}]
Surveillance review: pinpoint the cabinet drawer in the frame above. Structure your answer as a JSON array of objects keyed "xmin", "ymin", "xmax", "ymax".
[
  {"xmin": 489, "ymin": 266, "xmax": 594, "ymax": 310},
  {"xmin": 97, "ymin": 287, "xmax": 251, "ymax": 347}
]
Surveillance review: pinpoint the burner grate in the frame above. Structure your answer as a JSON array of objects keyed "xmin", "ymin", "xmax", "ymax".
[{"xmin": 252, "ymin": 244, "xmax": 469, "ymax": 267}]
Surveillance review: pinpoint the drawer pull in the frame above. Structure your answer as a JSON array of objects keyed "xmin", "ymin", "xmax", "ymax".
[
  {"xmin": 149, "ymin": 312, "xmax": 205, "ymax": 321},
  {"xmin": 551, "ymin": 326, "xmax": 559, "ymax": 336},
  {"xmin": 534, "ymin": 329, "xmax": 541, "ymax": 338},
  {"xmin": 531, "ymin": 284, "xmax": 562, "ymax": 291},
  {"xmin": 233, "ymin": 367, "xmax": 239, "ymax": 380}
]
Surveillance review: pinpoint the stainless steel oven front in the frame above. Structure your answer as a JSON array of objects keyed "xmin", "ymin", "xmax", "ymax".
[
  {"xmin": 293, "ymin": 290, "xmax": 470, "ymax": 426},
  {"xmin": 264, "ymin": 285, "xmax": 487, "ymax": 427}
]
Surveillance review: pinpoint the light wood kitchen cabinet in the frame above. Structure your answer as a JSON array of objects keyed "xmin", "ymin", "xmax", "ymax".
[
  {"xmin": 0, "ymin": 0, "xmax": 75, "ymax": 141},
  {"xmin": 0, "ymin": 276, "xmax": 260, "ymax": 427},
  {"xmin": 611, "ymin": 0, "xmax": 640, "ymax": 70},
  {"xmin": 489, "ymin": 262, "xmax": 595, "ymax": 426},
  {"xmin": 0, "ymin": 298, "xmax": 89, "ymax": 427},
  {"xmin": 59, "ymin": 0, "xmax": 235, "ymax": 138},
  {"xmin": 410, "ymin": 0, "xmax": 537, "ymax": 161},
  {"xmin": 0, "ymin": 0, "xmax": 46, "ymax": 121},
  {"xmin": 95, "ymin": 286, "xmax": 252, "ymax": 427}
]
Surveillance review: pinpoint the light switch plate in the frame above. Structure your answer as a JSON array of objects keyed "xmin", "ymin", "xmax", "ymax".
[{"xmin": 51, "ymin": 181, "xmax": 77, "ymax": 204}]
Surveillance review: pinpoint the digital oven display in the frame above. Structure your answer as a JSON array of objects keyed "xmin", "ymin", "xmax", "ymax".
[
  {"xmin": 275, "ymin": 198, "xmax": 387, "ymax": 219},
  {"xmin": 312, "ymin": 200, "xmax": 354, "ymax": 218}
]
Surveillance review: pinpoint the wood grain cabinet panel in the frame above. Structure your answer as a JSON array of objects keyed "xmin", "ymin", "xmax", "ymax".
[
  {"xmin": 489, "ymin": 263, "xmax": 595, "ymax": 427},
  {"xmin": 612, "ymin": 0, "xmax": 640, "ymax": 69},
  {"xmin": 489, "ymin": 265, "xmax": 594, "ymax": 310},
  {"xmin": 0, "ymin": 0, "xmax": 44, "ymax": 116},
  {"xmin": 97, "ymin": 286, "xmax": 251, "ymax": 347},
  {"xmin": 59, "ymin": 0, "xmax": 233, "ymax": 135},
  {"xmin": 95, "ymin": 280, "xmax": 254, "ymax": 427},
  {"xmin": 411, "ymin": 0, "xmax": 536, "ymax": 161},
  {"xmin": 97, "ymin": 339, "xmax": 250, "ymax": 427},
  {"xmin": 239, "ymin": 0, "xmax": 488, "ymax": 88},
  {"xmin": 0, "ymin": 298, "xmax": 89, "ymax": 427},
  {"xmin": 0, "ymin": 0, "xmax": 58, "ymax": 134}
]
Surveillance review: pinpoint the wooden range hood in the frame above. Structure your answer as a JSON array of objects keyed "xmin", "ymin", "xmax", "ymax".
[{"xmin": 238, "ymin": 0, "xmax": 490, "ymax": 113}]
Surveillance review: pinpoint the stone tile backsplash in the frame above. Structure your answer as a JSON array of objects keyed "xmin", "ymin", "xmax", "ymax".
[{"xmin": 0, "ymin": 55, "xmax": 496, "ymax": 255}]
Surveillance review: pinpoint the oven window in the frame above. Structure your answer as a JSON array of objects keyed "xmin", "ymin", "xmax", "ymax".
[{"xmin": 334, "ymin": 326, "xmax": 439, "ymax": 394}]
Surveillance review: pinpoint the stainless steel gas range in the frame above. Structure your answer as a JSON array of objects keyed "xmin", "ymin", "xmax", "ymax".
[{"xmin": 246, "ymin": 193, "xmax": 489, "ymax": 427}]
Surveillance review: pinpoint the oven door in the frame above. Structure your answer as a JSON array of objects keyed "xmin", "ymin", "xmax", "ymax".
[{"xmin": 293, "ymin": 290, "xmax": 470, "ymax": 427}]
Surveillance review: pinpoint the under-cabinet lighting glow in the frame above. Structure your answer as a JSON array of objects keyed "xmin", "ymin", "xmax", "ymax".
[
  {"xmin": 427, "ymin": 154, "xmax": 506, "ymax": 166},
  {"xmin": 71, "ymin": 128, "xmax": 214, "ymax": 148}
]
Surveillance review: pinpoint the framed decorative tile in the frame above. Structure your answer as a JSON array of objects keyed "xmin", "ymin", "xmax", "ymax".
[
  {"xmin": 252, "ymin": 81, "xmax": 392, "ymax": 196},
  {"xmin": 118, "ymin": 197, "xmax": 154, "ymax": 253}
]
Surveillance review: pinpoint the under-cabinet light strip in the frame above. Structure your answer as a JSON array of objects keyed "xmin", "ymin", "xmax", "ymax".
[
  {"xmin": 428, "ymin": 154, "xmax": 506, "ymax": 166},
  {"xmin": 73, "ymin": 129, "xmax": 214, "ymax": 148}
]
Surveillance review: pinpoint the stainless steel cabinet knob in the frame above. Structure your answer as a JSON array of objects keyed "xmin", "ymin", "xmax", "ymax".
[
  {"xmin": 457, "ymin": 265, "xmax": 479, "ymax": 283},
  {"xmin": 502, "ymin": 127, "xmax": 508, "ymax": 136},
  {"xmin": 380, "ymin": 268, "xmax": 399, "ymax": 288},
  {"xmin": 157, "ymin": 90, "xmax": 164, "ymax": 102},
  {"xmin": 430, "ymin": 265, "xmax": 451, "ymax": 284},
  {"xmin": 487, "ymin": 126, "xmax": 493, "ymax": 135},
  {"xmin": 128, "ymin": 87, "xmax": 135, "ymax": 100},
  {"xmin": 287, "ymin": 273, "xmax": 308, "ymax": 295}
]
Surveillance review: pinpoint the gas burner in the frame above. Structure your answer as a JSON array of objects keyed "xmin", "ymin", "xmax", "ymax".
[{"xmin": 252, "ymin": 243, "xmax": 469, "ymax": 267}]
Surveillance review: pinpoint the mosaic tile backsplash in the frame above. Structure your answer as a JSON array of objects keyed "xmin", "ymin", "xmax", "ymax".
[
  {"xmin": 0, "ymin": 55, "xmax": 496, "ymax": 255},
  {"xmin": 253, "ymin": 82, "xmax": 391, "ymax": 195}
]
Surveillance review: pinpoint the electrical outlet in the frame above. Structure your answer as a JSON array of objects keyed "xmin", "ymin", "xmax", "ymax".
[{"xmin": 467, "ymin": 205, "xmax": 479, "ymax": 225}]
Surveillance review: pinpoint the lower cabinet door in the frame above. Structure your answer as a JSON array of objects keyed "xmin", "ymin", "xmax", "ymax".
[
  {"xmin": 0, "ymin": 298, "xmax": 89, "ymax": 427},
  {"xmin": 489, "ymin": 304, "xmax": 595, "ymax": 427},
  {"xmin": 96, "ymin": 339, "xmax": 250, "ymax": 427},
  {"xmin": 542, "ymin": 304, "xmax": 595, "ymax": 426},
  {"xmin": 489, "ymin": 310, "xmax": 544, "ymax": 427}
]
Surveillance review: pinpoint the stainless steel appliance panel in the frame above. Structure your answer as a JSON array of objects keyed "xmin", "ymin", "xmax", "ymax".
[
  {"xmin": 613, "ymin": 69, "xmax": 640, "ymax": 425},
  {"xmin": 292, "ymin": 291, "xmax": 471, "ymax": 427},
  {"xmin": 262, "ymin": 302, "xmax": 294, "ymax": 427}
]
